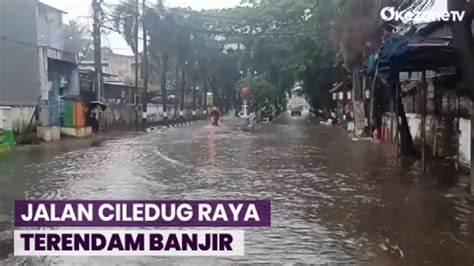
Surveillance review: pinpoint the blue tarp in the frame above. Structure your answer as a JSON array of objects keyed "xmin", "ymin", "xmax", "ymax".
[
  {"xmin": 366, "ymin": 36, "xmax": 411, "ymax": 76},
  {"xmin": 365, "ymin": 34, "xmax": 454, "ymax": 76}
]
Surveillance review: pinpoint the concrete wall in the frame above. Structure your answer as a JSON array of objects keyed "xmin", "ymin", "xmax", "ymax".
[
  {"xmin": 10, "ymin": 106, "xmax": 36, "ymax": 133},
  {"xmin": 109, "ymin": 54, "xmax": 135, "ymax": 81},
  {"xmin": 37, "ymin": 16, "xmax": 64, "ymax": 51},
  {"xmin": 146, "ymin": 104, "xmax": 176, "ymax": 122},
  {"xmin": 102, "ymin": 104, "xmax": 141, "ymax": 129},
  {"xmin": 0, "ymin": 0, "xmax": 40, "ymax": 106},
  {"xmin": 146, "ymin": 104, "xmax": 206, "ymax": 121},
  {"xmin": 459, "ymin": 118, "xmax": 470, "ymax": 166},
  {"xmin": 38, "ymin": 47, "xmax": 50, "ymax": 101},
  {"xmin": 382, "ymin": 112, "xmax": 471, "ymax": 166},
  {"xmin": 100, "ymin": 103, "xmax": 206, "ymax": 130}
]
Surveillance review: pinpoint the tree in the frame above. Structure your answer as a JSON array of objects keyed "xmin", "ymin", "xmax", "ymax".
[
  {"xmin": 64, "ymin": 19, "xmax": 90, "ymax": 55},
  {"xmin": 112, "ymin": 0, "xmax": 140, "ymax": 54},
  {"xmin": 236, "ymin": 74, "xmax": 276, "ymax": 111},
  {"xmin": 447, "ymin": 0, "xmax": 474, "ymax": 193},
  {"xmin": 332, "ymin": 0, "xmax": 425, "ymax": 156},
  {"xmin": 110, "ymin": 0, "xmax": 350, "ymax": 115},
  {"xmin": 448, "ymin": 0, "xmax": 474, "ymax": 99},
  {"xmin": 332, "ymin": 0, "xmax": 383, "ymax": 70}
]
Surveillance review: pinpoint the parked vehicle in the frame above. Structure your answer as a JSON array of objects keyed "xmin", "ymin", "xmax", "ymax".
[{"xmin": 290, "ymin": 106, "xmax": 303, "ymax": 116}]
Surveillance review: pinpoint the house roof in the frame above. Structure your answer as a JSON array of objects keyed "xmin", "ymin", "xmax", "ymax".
[
  {"xmin": 392, "ymin": 0, "xmax": 447, "ymax": 33},
  {"xmin": 366, "ymin": 34, "xmax": 456, "ymax": 75},
  {"xmin": 104, "ymin": 81, "xmax": 140, "ymax": 89},
  {"xmin": 79, "ymin": 69, "xmax": 117, "ymax": 78}
]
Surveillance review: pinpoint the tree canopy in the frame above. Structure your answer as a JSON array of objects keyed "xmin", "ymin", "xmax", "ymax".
[
  {"xmin": 64, "ymin": 19, "xmax": 90, "ymax": 55},
  {"xmin": 109, "ymin": 0, "xmax": 353, "ymax": 111}
]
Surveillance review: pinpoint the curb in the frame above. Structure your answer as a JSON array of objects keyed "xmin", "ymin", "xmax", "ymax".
[{"xmin": 146, "ymin": 119, "xmax": 207, "ymax": 132}]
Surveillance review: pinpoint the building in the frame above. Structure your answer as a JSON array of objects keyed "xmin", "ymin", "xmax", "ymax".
[
  {"xmin": 80, "ymin": 49, "xmax": 139, "ymax": 83},
  {"xmin": 79, "ymin": 70, "xmax": 136, "ymax": 104},
  {"xmin": 109, "ymin": 53, "xmax": 137, "ymax": 83},
  {"xmin": 0, "ymin": 0, "xmax": 40, "ymax": 132},
  {"xmin": 329, "ymin": 81, "xmax": 352, "ymax": 121},
  {"xmin": 37, "ymin": 2, "xmax": 80, "ymax": 133}
]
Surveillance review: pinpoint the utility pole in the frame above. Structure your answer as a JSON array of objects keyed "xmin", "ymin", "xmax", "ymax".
[
  {"xmin": 92, "ymin": 0, "xmax": 103, "ymax": 133},
  {"xmin": 174, "ymin": 65, "xmax": 179, "ymax": 119},
  {"xmin": 92, "ymin": 0, "xmax": 102, "ymax": 102},
  {"xmin": 134, "ymin": 0, "xmax": 140, "ymax": 130},
  {"xmin": 192, "ymin": 61, "xmax": 198, "ymax": 119},
  {"xmin": 142, "ymin": 0, "xmax": 148, "ymax": 129},
  {"xmin": 161, "ymin": 55, "xmax": 169, "ymax": 121},
  {"xmin": 180, "ymin": 61, "xmax": 187, "ymax": 119},
  {"xmin": 203, "ymin": 80, "xmax": 208, "ymax": 116}
]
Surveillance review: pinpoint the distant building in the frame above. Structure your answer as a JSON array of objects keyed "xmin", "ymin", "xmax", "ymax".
[
  {"xmin": 0, "ymin": 0, "xmax": 39, "ymax": 132},
  {"xmin": 79, "ymin": 70, "xmax": 137, "ymax": 104},
  {"xmin": 79, "ymin": 51, "xmax": 142, "ymax": 104},
  {"xmin": 110, "ymin": 53, "xmax": 137, "ymax": 82},
  {"xmin": 80, "ymin": 52, "xmax": 139, "ymax": 83}
]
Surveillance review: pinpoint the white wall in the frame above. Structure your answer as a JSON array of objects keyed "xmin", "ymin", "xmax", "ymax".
[
  {"xmin": 0, "ymin": 0, "xmax": 40, "ymax": 106},
  {"xmin": 459, "ymin": 118, "xmax": 470, "ymax": 165},
  {"xmin": 38, "ymin": 47, "xmax": 49, "ymax": 101},
  {"xmin": 145, "ymin": 104, "xmax": 208, "ymax": 122},
  {"xmin": 405, "ymin": 113, "xmax": 421, "ymax": 141},
  {"xmin": 146, "ymin": 104, "xmax": 176, "ymax": 122},
  {"xmin": 384, "ymin": 112, "xmax": 471, "ymax": 167},
  {"xmin": 10, "ymin": 106, "xmax": 36, "ymax": 133},
  {"xmin": 37, "ymin": 12, "xmax": 65, "ymax": 51}
]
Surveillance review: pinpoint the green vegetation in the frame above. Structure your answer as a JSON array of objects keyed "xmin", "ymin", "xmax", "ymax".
[
  {"xmin": 64, "ymin": 19, "xmax": 91, "ymax": 55},
  {"xmin": 107, "ymin": 0, "xmax": 352, "ymax": 111}
]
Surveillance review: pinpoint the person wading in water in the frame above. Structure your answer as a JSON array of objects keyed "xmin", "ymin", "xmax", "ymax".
[{"xmin": 209, "ymin": 106, "xmax": 220, "ymax": 126}]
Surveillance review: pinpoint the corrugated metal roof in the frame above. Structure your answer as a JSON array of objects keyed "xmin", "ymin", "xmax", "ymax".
[{"xmin": 394, "ymin": 0, "xmax": 447, "ymax": 34}]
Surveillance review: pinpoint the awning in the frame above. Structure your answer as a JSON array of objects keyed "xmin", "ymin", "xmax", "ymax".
[{"xmin": 366, "ymin": 34, "xmax": 456, "ymax": 75}]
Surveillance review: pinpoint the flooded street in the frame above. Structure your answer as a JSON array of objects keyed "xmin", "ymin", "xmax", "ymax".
[{"xmin": 1, "ymin": 112, "xmax": 474, "ymax": 265}]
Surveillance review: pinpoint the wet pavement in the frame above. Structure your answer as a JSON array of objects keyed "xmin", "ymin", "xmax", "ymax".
[{"xmin": 1, "ymin": 112, "xmax": 474, "ymax": 265}]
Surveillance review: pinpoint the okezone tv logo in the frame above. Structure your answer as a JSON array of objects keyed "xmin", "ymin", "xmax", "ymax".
[{"xmin": 380, "ymin": 7, "xmax": 466, "ymax": 23}]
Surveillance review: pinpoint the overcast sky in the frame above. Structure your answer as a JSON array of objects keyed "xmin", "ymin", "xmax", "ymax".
[{"xmin": 39, "ymin": 0, "xmax": 241, "ymax": 55}]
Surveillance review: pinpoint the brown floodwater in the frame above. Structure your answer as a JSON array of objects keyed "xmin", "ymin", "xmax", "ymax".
[{"xmin": 0, "ymin": 112, "xmax": 473, "ymax": 265}]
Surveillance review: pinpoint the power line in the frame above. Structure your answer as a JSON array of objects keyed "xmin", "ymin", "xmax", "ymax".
[
  {"xmin": 78, "ymin": 38, "xmax": 93, "ymax": 65},
  {"xmin": 99, "ymin": 0, "xmax": 322, "ymax": 39},
  {"xmin": 102, "ymin": 1, "xmax": 308, "ymax": 27},
  {"xmin": 96, "ymin": 0, "xmax": 328, "ymax": 61}
]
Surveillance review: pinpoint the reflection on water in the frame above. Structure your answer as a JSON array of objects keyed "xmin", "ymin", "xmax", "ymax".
[
  {"xmin": 206, "ymin": 127, "xmax": 217, "ymax": 164},
  {"xmin": 1, "ymin": 115, "xmax": 474, "ymax": 265}
]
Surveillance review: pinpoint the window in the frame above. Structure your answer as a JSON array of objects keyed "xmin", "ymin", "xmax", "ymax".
[
  {"xmin": 48, "ymin": 10, "xmax": 62, "ymax": 25},
  {"xmin": 38, "ymin": 7, "xmax": 48, "ymax": 21}
]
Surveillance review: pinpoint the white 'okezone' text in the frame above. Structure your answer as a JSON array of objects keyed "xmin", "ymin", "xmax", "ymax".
[{"xmin": 380, "ymin": 7, "xmax": 466, "ymax": 23}]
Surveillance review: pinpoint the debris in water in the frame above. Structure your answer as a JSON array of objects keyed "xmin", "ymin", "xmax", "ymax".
[
  {"xmin": 392, "ymin": 244, "xmax": 405, "ymax": 258},
  {"xmin": 352, "ymin": 137, "xmax": 372, "ymax": 142}
]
